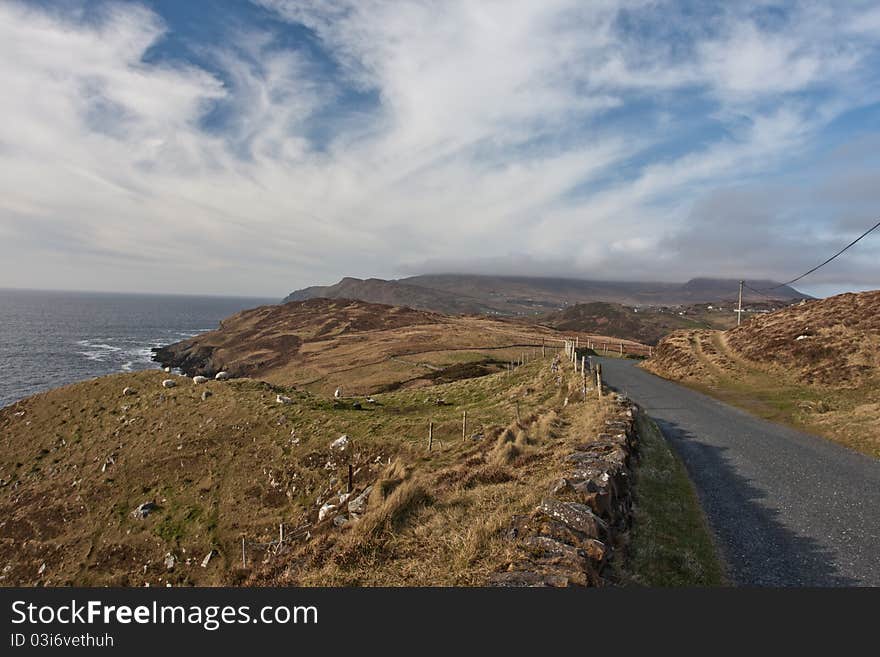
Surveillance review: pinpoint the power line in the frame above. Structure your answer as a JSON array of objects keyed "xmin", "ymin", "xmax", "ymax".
[
  {"xmin": 757, "ymin": 217, "xmax": 880, "ymax": 291},
  {"xmin": 742, "ymin": 282, "xmax": 781, "ymax": 301}
]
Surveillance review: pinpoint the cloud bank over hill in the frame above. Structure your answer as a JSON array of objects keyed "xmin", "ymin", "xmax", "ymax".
[{"xmin": 1, "ymin": 1, "xmax": 879, "ymax": 296}]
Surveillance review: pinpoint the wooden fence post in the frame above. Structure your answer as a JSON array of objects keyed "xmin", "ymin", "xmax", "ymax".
[
  {"xmin": 348, "ymin": 464, "xmax": 353, "ymax": 493},
  {"xmin": 427, "ymin": 421, "xmax": 434, "ymax": 451},
  {"xmin": 596, "ymin": 364, "xmax": 603, "ymax": 398},
  {"xmin": 279, "ymin": 523, "xmax": 284, "ymax": 545},
  {"xmin": 619, "ymin": 343, "xmax": 623, "ymax": 356},
  {"xmin": 462, "ymin": 410, "xmax": 467, "ymax": 441},
  {"xmin": 241, "ymin": 537, "xmax": 247, "ymax": 568}
]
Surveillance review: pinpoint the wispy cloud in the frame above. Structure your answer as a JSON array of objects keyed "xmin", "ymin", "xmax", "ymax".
[{"xmin": 0, "ymin": 0, "xmax": 878, "ymax": 296}]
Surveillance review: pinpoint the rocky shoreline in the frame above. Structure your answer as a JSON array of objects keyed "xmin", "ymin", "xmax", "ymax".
[{"xmin": 151, "ymin": 340, "xmax": 224, "ymax": 378}]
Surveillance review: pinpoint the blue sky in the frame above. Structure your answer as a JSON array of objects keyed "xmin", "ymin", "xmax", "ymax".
[{"xmin": 1, "ymin": 0, "xmax": 879, "ymax": 297}]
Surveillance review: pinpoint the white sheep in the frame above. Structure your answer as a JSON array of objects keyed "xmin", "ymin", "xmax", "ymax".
[
  {"xmin": 192, "ymin": 376, "xmax": 208, "ymax": 384},
  {"xmin": 334, "ymin": 387, "xmax": 342, "ymax": 399},
  {"xmin": 276, "ymin": 394, "xmax": 292, "ymax": 404},
  {"xmin": 215, "ymin": 371, "xmax": 231, "ymax": 381},
  {"xmin": 162, "ymin": 379, "xmax": 177, "ymax": 389}
]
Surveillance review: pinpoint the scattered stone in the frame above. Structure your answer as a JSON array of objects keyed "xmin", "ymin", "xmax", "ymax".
[
  {"xmin": 101, "ymin": 454, "xmax": 116, "ymax": 473},
  {"xmin": 200, "ymin": 550, "xmax": 215, "ymax": 568},
  {"xmin": 347, "ymin": 485, "xmax": 373, "ymax": 515},
  {"xmin": 161, "ymin": 379, "xmax": 177, "ymax": 389},
  {"xmin": 201, "ymin": 390, "xmax": 212, "ymax": 401},
  {"xmin": 318, "ymin": 503, "xmax": 337, "ymax": 522},
  {"xmin": 164, "ymin": 553, "xmax": 176, "ymax": 571},
  {"xmin": 276, "ymin": 394, "xmax": 293, "ymax": 405},
  {"xmin": 37, "ymin": 562, "xmax": 46, "ymax": 576},
  {"xmin": 339, "ymin": 492, "xmax": 351, "ymax": 505},
  {"xmin": 192, "ymin": 376, "xmax": 208, "ymax": 384},
  {"xmin": 366, "ymin": 397, "xmax": 377, "ymax": 404},
  {"xmin": 330, "ymin": 435, "xmax": 350, "ymax": 451},
  {"xmin": 164, "ymin": 366, "xmax": 172, "ymax": 373},
  {"xmin": 132, "ymin": 501, "xmax": 158, "ymax": 519},
  {"xmin": 122, "ymin": 387, "xmax": 137, "ymax": 396},
  {"xmin": 215, "ymin": 371, "xmax": 231, "ymax": 381},
  {"xmin": 332, "ymin": 515, "xmax": 348, "ymax": 528},
  {"xmin": 352, "ymin": 401, "xmax": 362, "ymax": 410}
]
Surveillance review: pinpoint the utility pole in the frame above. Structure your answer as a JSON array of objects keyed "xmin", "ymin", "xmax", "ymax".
[{"xmin": 736, "ymin": 280, "xmax": 744, "ymax": 326}]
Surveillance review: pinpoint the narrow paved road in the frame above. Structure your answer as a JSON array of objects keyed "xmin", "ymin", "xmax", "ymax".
[{"xmin": 598, "ymin": 357, "xmax": 880, "ymax": 586}]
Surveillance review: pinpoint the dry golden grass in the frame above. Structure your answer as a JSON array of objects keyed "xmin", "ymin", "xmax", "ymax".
[
  {"xmin": 1, "ymin": 344, "xmax": 613, "ymax": 586},
  {"xmin": 248, "ymin": 364, "xmax": 613, "ymax": 586},
  {"xmin": 643, "ymin": 292, "xmax": 880, "ymax": 457},
  {"xmin": 155, "ymin": 298, "xmax": 647, "ymax": 397}
]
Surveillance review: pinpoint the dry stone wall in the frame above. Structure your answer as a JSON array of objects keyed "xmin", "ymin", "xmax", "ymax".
[{"xmin": 491, "ymin": 393, "xmax": 639, "ymax": 587}]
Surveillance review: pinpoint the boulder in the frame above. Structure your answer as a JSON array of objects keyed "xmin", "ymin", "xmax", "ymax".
[
  {"xmin": 332, "ymin": 515, "xmax": 349, "ymax": 528},
  {"xmin": 318, "ymin": 503, "xmax": 337, "ymax": 522},
  {"xmin": 201, "ymin": 390, "xmax": 212, "ymax": 401},
  {"xmin": 347, "ymin": 485, "xmax": 373, "ymax": 515},
  {"xmin": 330, "ymin": 435, "xmax": 350, "ymax": 451},
  {"xmin": 161, "ymin": 379, "xmax": 176, "ymax": 389},
  {"xmin": 122, "ymin": 387, "xmax": 137, "ymax": 396},
  {"xmin": 132, "ymin": 501, "xmax": 158, "ymax": 519}
]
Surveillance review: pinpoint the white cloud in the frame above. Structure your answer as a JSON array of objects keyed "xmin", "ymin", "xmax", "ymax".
[{"xmin": 0, "ymin": 0, "xmax": 879, "ymax": 296}]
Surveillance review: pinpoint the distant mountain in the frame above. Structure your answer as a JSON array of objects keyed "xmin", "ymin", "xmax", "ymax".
[
  {"xmin": 283, "ymin": 277, "xmax": 494, "ymax": 314},
  {"xmin": 284, "ymin": 274, "xmax": 809, "ymax": 315},
  {"xmin": 540, "ymin": 301, "xmax": 737, "ymax": 345}
]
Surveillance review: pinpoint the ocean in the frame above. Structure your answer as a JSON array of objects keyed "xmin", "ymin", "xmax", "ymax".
[{"xmin": 0, "ymin": 289, "xmax": 275, "ymax": 409}]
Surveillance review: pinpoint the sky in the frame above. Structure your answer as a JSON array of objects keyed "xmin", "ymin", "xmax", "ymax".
[{"xmin": 1, "ymin": 0, "xmax": 879, "ymax": 298}]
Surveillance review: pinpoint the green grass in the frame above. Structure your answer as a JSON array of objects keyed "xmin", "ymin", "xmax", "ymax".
[{"xmin": 618, "ymin": 413, "xmax": 726, "ymax": 587}]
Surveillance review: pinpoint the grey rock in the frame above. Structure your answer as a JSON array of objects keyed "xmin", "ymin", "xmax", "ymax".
[{"xmin": 347, "ymin": 485, "xmax": 373, "ymax": 515}]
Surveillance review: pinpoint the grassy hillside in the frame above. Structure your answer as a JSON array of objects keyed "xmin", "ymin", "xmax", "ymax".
[
  {"xmin": 153, "ymin": 298, "xmax": 648, "ymax": 397},
  {"xmin": 643, "ymin": 291, "xmax": 880, "ymax": 457},
  {"xmin": 0, "ymin": 353, "xmax": 608, "ymax": 586},
  {"xmin": 540, "ymin": 301, "xmax": 741, "ymax": 345}
]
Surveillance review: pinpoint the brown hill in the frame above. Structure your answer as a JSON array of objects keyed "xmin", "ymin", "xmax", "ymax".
[
  {"xmin": 643, "ymin": 290, "xmax": 880, "ymax": 456},
  {"xmin": 153, "ymin": 298, "xmax": 649, "ymax": 397},
  {"xmin": 541, "ymin": 301, "xmax": 740, "ymax": 345},
  {"xmin": 285, "ymin": 277, "xmax": 493, "ymax": 314},
  {"xmin": 285, "ymin": 274, "xmax": 809, "ymax": 315}
]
